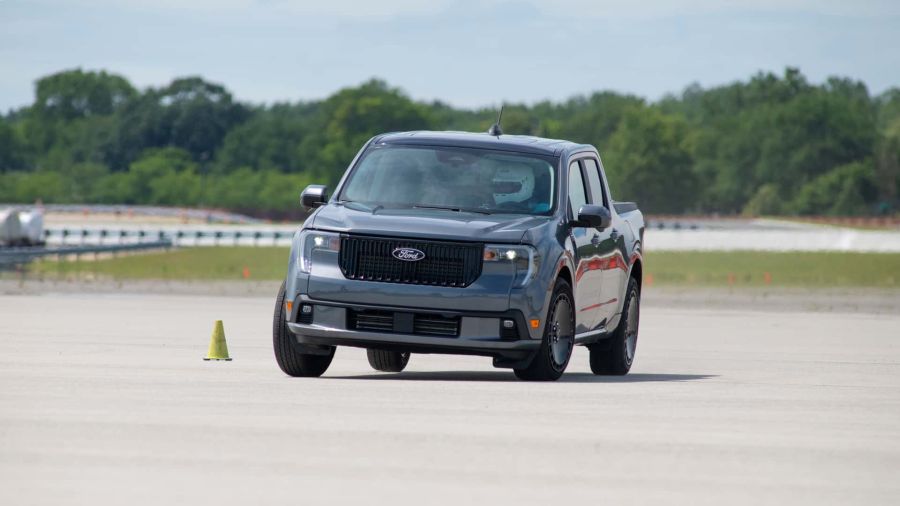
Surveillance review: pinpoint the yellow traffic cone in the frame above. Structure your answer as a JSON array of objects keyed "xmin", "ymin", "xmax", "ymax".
[{"xmin": 204, "ymin": 320, "xmax": 232, "ymax": 361}]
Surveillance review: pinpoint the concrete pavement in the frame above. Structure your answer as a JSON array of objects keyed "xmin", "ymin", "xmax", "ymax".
[{"xmin": 1, "ymin": 292, "xmax": 898, "ymax": 505}]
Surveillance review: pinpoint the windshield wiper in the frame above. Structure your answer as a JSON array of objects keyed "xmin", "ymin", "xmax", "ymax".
[
  {"xmin": 413, "ymin": 204, "xmax": 492, "ymax": 215},
  {"xmin": 336, "ymin": 200, "xmax": 383, "ymax": 214}
]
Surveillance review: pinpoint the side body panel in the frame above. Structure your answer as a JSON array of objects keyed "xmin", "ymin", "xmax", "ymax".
[{"xmin": 563, "ymin": 148, "xmax": 644, "ymax": 337}]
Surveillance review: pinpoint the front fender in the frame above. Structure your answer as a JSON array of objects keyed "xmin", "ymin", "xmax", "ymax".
[
  {"xmin": 554, "ymin": 249, "xmax": 576, "ymax": 286},
  {"xmin": 627, "ymin": 240, "xmax": 643, "ymax": 281}
]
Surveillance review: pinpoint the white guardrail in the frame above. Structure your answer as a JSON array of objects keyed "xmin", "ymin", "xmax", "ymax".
[
  {"xmin": 647, "ymin": 228, "xmax": 900, "ymax": 253},
  {"xmin": 2, "ymin": 204, "xmax": 265, "ymax": 224},
  {"xmin": 37, "ymin": 224, "xmax": 900, "ymax": 252},
  {"xmin": 43, "ymin": 225, "xmax": 299, "ymax": 247},
  {"xmin": 0, "ymin": 241, "xmax": 173, "ymax": 266},
  {"xmin": 8, "ymin": 204, "xmax": 899, "ymax": 253}
]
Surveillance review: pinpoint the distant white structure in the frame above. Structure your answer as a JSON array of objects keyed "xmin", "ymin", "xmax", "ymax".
[
  {"xmin": 0, "ymin": 207, "xmax": 45, "ymax": 247},
  {"xmin": 0, "ymin": 209, "xmax": 23, "ymax": 246},
  {"xmin": 647, "ymin": 228, "xmax": 900, "ymax": 253}
]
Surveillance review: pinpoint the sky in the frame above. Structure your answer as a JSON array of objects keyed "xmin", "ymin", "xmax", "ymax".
[{"xmin": 1, "ymin": 0, "xmax": 899, "ymax": 112}]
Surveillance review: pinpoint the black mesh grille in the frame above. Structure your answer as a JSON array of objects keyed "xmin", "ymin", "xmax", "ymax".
[
  {"xmin": 349, "ymin": 310, "xmax": 393, "ymax": 332},
  {"xmin": 348, "ymin": 309, "xmax": 460, "ymax": 337},
  {"xmin": 339, "ymin": 235, "xmax": 483, "ymax": 287},
  {"xmin": 413, "ymin": 315, "xmax": 460, "ymax": 337}
]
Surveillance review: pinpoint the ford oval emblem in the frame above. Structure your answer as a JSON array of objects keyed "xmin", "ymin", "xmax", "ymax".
[{"xmin": 392, "ymin": 247, "xmax": 426, "ymax": 262}]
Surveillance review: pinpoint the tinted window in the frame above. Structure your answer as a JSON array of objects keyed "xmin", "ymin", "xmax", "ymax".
[
  {"xmin": 583, "ymin": 158, "xmax": 607, "ymax": 207},
  {"xmin": 568, "ymin": 161, "xmax": 587, "ymax": 217}
]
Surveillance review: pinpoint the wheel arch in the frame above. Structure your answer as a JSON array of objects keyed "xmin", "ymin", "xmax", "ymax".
[
  {"xmin": 556, "ymin": 264, "xmax": 573, "ymax": 288},
  {"xmin": 629, "ymin": 257, "xmax": 643, "ymax": 292}
]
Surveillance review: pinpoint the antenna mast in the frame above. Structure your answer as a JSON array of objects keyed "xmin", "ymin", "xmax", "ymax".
[{"xmin": 488, "ymin": 105, "xmax": 504, "ymax": 136}]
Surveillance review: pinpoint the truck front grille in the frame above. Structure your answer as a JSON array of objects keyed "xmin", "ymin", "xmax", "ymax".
[{"xmin": 339, "ymin": 235, "xmax": 483, "ymax": 288}]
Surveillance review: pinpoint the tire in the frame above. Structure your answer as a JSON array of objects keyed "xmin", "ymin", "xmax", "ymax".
[
  {"xmin": 514, "ymin": 278, "xmax": 575, "ymax": 381},
  {"xmin": 366, "ymin": 349, "xmax": 410, "ymax": 372},
  {"xmin": 589, "ymin": 276, "xmax": 640, "ymax": 375},
  {"xmin": 273, "ymin": 281, "xmax": 335, "ymax": 377}
]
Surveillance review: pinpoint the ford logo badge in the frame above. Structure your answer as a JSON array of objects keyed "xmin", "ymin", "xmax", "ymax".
[{"xmin": 392, "ymin": 247, "xmax": 426, "ymax": 262}]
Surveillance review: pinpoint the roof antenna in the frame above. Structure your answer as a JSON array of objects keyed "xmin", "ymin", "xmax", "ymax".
[{"xmin": 487, "ymin": 105, "xmax": 504, "ymax": 136}]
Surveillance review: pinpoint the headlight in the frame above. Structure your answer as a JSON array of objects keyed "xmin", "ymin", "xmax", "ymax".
[
  {"xmin": 298, "ymin": 230, "xmax": 340, "ymax": 273},
  {"xmin": 483, "ymin": 244, "xmax": 539, "ymax": 287}
]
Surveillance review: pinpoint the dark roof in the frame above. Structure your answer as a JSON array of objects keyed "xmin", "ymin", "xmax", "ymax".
[{"xmin": 373, "ymin": 131, "xmax": 592, "ymax": 157}]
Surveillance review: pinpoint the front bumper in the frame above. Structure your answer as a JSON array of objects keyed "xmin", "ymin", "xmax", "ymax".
[{"xmin": 286, "ymin": 295, "xmax": 540, "ymax": 365}]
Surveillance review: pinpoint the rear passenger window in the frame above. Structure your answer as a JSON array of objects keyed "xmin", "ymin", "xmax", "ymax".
[
  {"xmin": 583, "ymin": 158, "xmax": 607, "ymax": 208},
  {"xmin": 568, "ymin": 161, "xmax": 587, "ymax": 218}
]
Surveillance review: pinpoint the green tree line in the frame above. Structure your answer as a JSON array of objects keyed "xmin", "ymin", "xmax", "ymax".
[{"xmin": 1, "ymin": 68, "xmax": 898, "ymax": 216}]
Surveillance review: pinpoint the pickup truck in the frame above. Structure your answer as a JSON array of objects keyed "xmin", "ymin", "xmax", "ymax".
[{"xmin": 273, "ymin": 131, "xmax": 645, "ymax": 381}]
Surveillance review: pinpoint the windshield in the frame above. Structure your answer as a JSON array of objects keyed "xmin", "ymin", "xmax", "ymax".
[{"xmin": 339, "ymin": 146, "xmax": 556, "ymax": 215}]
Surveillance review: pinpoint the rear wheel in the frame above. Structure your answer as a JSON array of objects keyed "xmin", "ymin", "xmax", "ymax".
[
  {"xmin": 366, "ymin": 349, "xmax": 410, "ymax": 372},
  {"xmin": 589, "ymin": 276, "xmax": 640, "ymax": 375},
  {"xmin": 514, "ymin": 278, "xmax": 574, "ymax": 381},
  {"xmin": 273, "ymin": 281, "xmax": 335, "ymax": 377}
]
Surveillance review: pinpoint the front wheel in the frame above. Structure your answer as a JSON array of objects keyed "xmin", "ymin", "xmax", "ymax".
[
  {"xmin": 589, "ymin": 276, "xmax": 640, "ymax": 375},
  {"xmin": 273, "ymin": 281, "xmax": 335, "ymax": 377},
  {"xmin": 514, "ymin": 278, "xmax": 575, "ymax": 381}
]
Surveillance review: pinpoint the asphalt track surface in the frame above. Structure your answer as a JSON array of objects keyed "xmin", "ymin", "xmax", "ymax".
[{"xmin": 1, "ymin": 292, "xmax": 898, "ymax": 505}]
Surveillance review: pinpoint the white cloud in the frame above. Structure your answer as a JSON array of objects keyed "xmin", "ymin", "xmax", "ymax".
[
  {"xmin": 31, "ymin": 0, "xmax": 899, "ymax": 17},
  {"xmin": 29, "ymin": 0, "xmax": 451, "ymax": 18},
  {"xmin": 532, "ymin": 0, "xmax": 900, "ymax": 18}
]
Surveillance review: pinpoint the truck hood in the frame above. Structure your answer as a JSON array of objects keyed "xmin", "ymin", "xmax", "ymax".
[{"xmin": 309, "ymin": 203, "xmax": 551, "ymax": 243}]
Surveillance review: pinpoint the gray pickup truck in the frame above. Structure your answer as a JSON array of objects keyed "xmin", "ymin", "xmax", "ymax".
[{"xmin": 273, "ymin": 130, "xmax": 644, "ymax": 381}]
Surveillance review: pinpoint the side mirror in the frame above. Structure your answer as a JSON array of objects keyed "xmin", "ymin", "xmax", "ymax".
[
  {"xmin": 575, "ymin": 204, "xmax": 611, "ymax": 230},
  {"xmin": 300, "ymin": 185, "xmax": 328, "ymax": 209}
]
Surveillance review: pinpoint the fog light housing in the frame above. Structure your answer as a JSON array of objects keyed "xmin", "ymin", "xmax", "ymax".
[
  {"xmin": 298, "ymin": 304, "xmax": 314, "ymax": 324},
  {"xmin": 500, "ymin": 319, "xmax": 519, "ymax": 340}
]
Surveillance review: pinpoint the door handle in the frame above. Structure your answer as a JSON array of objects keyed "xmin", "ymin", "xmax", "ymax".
[{"xmin": 591, "ymin": 234, "xmax": 601, "ymax": 245}]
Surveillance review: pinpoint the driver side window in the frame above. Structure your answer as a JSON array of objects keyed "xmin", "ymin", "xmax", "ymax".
[{"xmin": 568, "ymin": 160, "xmax": 587, "ymax": 219}]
